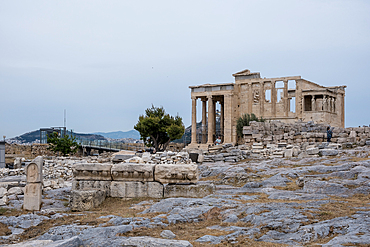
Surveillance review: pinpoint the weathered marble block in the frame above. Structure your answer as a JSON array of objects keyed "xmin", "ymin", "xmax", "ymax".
[
  {"xmin": 72, "ymin": 180, "xmax": 111, "ymax": 196},
  {"xmin": 26, "ymin": 156, "xmax": 43, "ymax": 183},
  {"xmin": 73, "ymin": 163, "xmax": 112, "ymax": 181},
  {"xmin": 164, "ymin": 184, "xmax": 215, "ymax": 198},
  {"xmin": 70, "ymin": 189, "xmax": 107, "ymax": 211},
  {"xmin": 110, "ymin": 181, "xmax": 163, "ymax": 198},
  {"xmin": 111, "ymin": 163, "xmax": 155, "ymax": 182},
  {"xmin": 24, "ymin": 183, "xmax": 42, "ymax": 211},
  {"xmin": 155, "ymin": 164, "xmax": 198, "ymax": 184}
]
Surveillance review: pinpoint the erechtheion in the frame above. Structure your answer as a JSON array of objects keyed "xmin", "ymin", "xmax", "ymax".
[{"xmin": 188, "ymin": 69, "xmax": 346, "ymax": 148}]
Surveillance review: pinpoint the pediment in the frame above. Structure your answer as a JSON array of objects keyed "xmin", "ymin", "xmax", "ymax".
[{"xmin": 232, "ymin": 69, "xmax": 251, "ymax": 77}]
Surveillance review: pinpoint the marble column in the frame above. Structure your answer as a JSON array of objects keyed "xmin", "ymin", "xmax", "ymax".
[
  {"xmin": 201, "ymin": 98, "xmax": 207, "ymax": 144},
  {"xmin": 213, "ymin": 100, "xmax": 217, "ymax": 137},
  {"xmin": 223, "ymin": 94, "xmax": 233, "ymax": 143},
  {"xmin": 248, "ymin": 82, "xmax": 253, "ymax": 113},
  {"xmin": 271, "ymin": 81, "xmax": 276, "ymax": 117},
  {"xmin": 260, "ymin": 82, "xmax": 265, "ymax": 117},
  {"xmin": 191, "ymin": 96, "xmax": 197, "ymax": 144},
  {"xmin": 220, "ymin": 99, "xmax": 224, "ymax": 142},
  {"xmin": 284, "ymin": 80, "xmax": 288, "ymax": 117},
  {"xmin": 207, "ymin": 95, "xmax": 214, "ymax": 144}
]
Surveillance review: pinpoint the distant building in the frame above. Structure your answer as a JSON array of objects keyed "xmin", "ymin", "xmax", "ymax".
[
  {"xmin": 188, "ymin": 69, "xmax": 346, "ymax": 147},
  {"xmin": 0, "ymin": 141, "xmax": 5, "ymax": 168},
  {"xmin": 40, "ymin": 127, "xmax": 67, "ymax": 144}
]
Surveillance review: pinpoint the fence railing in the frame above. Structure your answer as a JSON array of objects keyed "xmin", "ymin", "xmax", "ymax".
[{"xmin": 76, "ymin": 139, "xmax": 145, "ymax": 152}]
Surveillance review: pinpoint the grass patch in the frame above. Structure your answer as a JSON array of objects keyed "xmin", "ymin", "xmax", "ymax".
[
  {"xmin": 302, "ymin": 194, "xmax": 370, "ymax": 223},
  {"xmin": 0, "ymin": 222, "xmax": 12, "ymax": 236},
  {"xmin": 0, "ymin": 197, "xmax": 159, "ymax": 245}
]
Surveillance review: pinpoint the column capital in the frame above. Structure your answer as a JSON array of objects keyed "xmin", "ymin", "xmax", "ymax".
[
  {"xmin": 207, "ymin": 94, "xmax": 213, "ymax": 100},
  {"xmin": 191, "ymin": 96, "xmax": 197, "ymax": 100}
]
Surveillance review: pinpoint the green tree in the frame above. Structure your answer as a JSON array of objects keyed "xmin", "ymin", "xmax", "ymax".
[
  {"xmin": 47, "ymin": 132, "xmax": 80, "ymax": 156},
  {"xmin": 236, "ymin": 113, "xmax": 265, "ymax": 138},
  {"xmin": 134, "ymin": 105, "xmax": 185, "ymax": 151}
]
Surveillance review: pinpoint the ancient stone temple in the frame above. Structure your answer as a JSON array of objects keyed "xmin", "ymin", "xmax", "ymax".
[{"xmin": 188, "ymin": 69, "xmax": 346, "ymax": 148}]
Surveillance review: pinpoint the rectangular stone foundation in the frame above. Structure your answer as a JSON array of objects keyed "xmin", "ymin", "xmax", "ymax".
[
  {"xmin": 110, "ymin": 181, "xmax": 163, "ymax": 198},
  {"xmin": 70, "ymin": 189, "xmax": 107, "ymax": 211},
  {"xmin": 164, "ymin": 184, "xmax": 215, "ymax": 198},
  {"xmin": 72, "ymin": 180, "xmax": 112, "ymax": 196}
]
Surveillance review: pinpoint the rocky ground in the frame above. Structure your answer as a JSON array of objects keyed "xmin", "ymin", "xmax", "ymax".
[{"xmin": 0, "ymin": 146, "xmax": 370, "ymax": 246}]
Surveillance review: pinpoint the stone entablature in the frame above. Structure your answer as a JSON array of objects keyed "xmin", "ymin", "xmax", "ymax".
[
  {"xmin": 111, "ymin": 163, "xmax": 155, "ymax": 182},
  {"xmin": 188, "ymin": 69, "xmax": 346, "ymax": 147},
  {"xmin": 154, "ymin": 164, "xmax": 198, "ymax": 184},
  {"xmin": 70, "ymin": 162, "xmax": 212, "ymax": 211}
]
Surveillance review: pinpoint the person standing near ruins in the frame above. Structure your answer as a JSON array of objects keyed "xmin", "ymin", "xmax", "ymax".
[
  {"xmin": 327, "ymin": 126, "xmax": 333, "ymax": 142},
  {"xmin": 214, "ymin": 136, "xmax": 221, "ymax": 145}
]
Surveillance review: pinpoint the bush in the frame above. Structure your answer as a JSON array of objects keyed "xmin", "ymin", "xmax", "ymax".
[
  {"xmin": 134, "ymin": 105, "xmax": 185, "ymax": 152},
  {"xmin": 236, "ymin": 113, "xmax": 264, "ymax": 138},
  {"xmin": 47, "ymin": 132, "xmax": 80, "ymax": 156}
]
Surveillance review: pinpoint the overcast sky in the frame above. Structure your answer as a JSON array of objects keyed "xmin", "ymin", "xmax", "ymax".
[{"xmin": 1, "ymin": 0, "xmax": 369, "ymax": 138}]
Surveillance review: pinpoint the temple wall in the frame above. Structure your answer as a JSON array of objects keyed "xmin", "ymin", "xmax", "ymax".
[{"xmin": 243, "ymin": 121, "xmax": 369, "ymax": 146}]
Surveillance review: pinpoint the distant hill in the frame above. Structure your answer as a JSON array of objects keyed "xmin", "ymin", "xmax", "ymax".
[
  {"xmin": 8, "ymin": 129, "xmax": 106, "ymax": 144},
  {"xmin": 93, "ymin": 130, "xmax": 140, "ymax": 139}
]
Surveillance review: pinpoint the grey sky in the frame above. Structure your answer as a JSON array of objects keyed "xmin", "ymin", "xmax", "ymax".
[{"xmin": 1, "ymin": 0, "xmax": 369, "ymax": 138}]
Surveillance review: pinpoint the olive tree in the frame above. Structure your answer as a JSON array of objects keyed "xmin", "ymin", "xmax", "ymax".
[
  {"xmin": 47, "ymin": 132, "xmax": 80, "ymax": 156},
  {"xmin": 134, "ymin": 105, "xmax": 185, "ymax": 152}
]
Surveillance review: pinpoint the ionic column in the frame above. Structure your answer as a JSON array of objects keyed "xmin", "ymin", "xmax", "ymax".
[
  {"xmin": 260, "ymin": 82, "xmax": 265, "ymax": 117},
  {"xmin": 284, "ymin": 80, "xmax": 288, "ymax": 117},
  {"xmin": 207, "ymin": 95, "xmax": 214, "ymax": 145},
  {"xmin": 248, "ymin": 82, "xmax": 253, "ymax": 113},
  {"xmin": 338, "ymin": 93, "xmax": 345, "ymax": 128},
  {"xmin": 223, "ymin": 94, "xmax": 233, "ymax": 143},
  {"xmin": 201, "ymin": 98, "xmax": 207, "ymax": 144},
  {"xmin": 220, "ymin": 99, "xmax": 224, "ymax": 142},
  {"xmin": 191, "ymin": 96, "xmax": 197, "ymax": 144},
  {"xmin": 213, "ymin": 100, "xmax": 217, "ymax": 136},
  {"xmin": 271, "ymin": 80, "xmax": 276, "ymax": 117}
]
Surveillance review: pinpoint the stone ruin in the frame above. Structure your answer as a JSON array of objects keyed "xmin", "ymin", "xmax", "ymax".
[
  {"xmin": 188, "ymin": 69, "xmax": 346, "ymax": 148},
  {"xmin": 70, "ymin": 160, "xmax": 215, "ymax": 211},
  {"xmin": 24, "ymin": 156, "xmax": 43, "ymax": 211},
  {"xmin": 242, "ymin": 120, "xmax": 370, "ymax": 146}
]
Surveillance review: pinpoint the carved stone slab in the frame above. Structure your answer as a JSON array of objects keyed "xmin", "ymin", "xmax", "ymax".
[
  {"xmin": 72, "ymin": 180, "xmax": 112, "ymax": 196},
  {"xmin": 24, "ymin": 183, "xmax": 42, "ymax": 211},
  {"xmin": 70, "ymin": 189, "xmax": 107, "ymax": 211},
  {"xmin": 111, "ymin": 163, "xmax": 155, "ymax": 182},
  {"xmin": 73, "ymin": 163, "xmax": 112, "ymax": 181},
  {"xmin": 110, "ymin": 181, "xmax": 163, "ymax": 198},
  {"xmin": 26, "ymin": 156, "xmax": 43, "ymax": 183},
  {"xmin": 154, "ymin": 164, "xmax": 198, "ymax": 184}
]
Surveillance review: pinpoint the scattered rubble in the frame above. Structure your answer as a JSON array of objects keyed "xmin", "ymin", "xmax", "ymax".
[{"xmin": 0, "ymin": 144, "xmax": 369, "ymax": 246}]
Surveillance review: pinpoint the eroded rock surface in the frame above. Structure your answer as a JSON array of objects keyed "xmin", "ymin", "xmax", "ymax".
[{"xmin": 1, "ymin": 146, "xmax": 370, "ymax": 246}]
